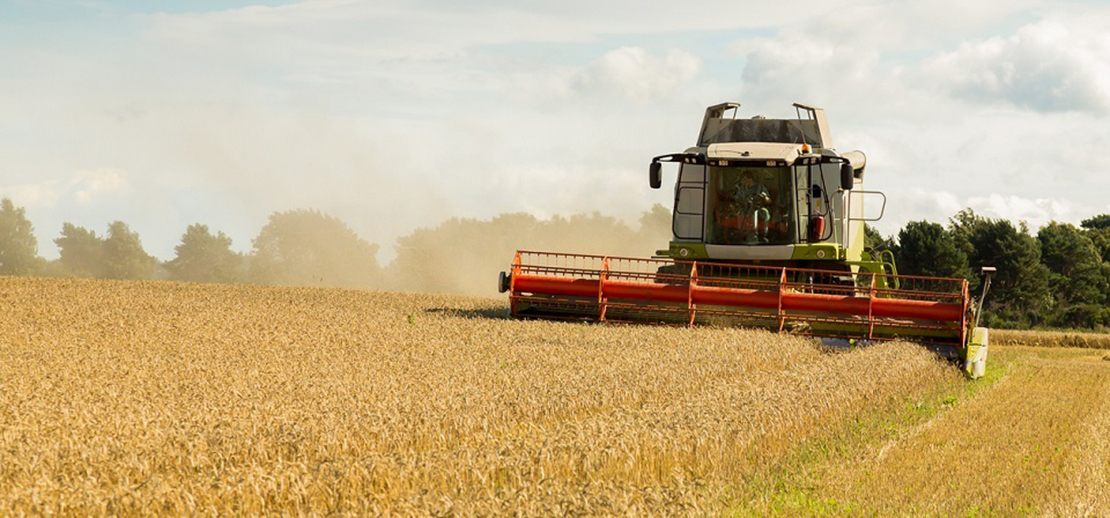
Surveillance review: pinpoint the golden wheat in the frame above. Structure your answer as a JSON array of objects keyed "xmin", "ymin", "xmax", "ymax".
[
  {"xmin": 0, "ymin": 276, "xmax": 965, "ymax": 515},
  {"xmin": 993, "ymin": 328, "xmax": 1110, "ymax": 349}
]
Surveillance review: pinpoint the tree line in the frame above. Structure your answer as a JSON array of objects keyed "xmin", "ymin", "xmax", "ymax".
[
  {"xmin": 866, "ymin": 210, "xmax": 1110, "ymax": 330},
  {"xmin": 0, "ymin": 199, "xmax": 670, "ymax": 295},
  {"xmin": 2, "ymin": 196, "xmax": 1109, "ymax": 330},
  {"xmin": 0, "ymin": 201, "xmax": 382, "ymax": 289}
]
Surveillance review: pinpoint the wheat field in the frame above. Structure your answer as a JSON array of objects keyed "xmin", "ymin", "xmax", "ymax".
[
  {"xmin": 2, "ymin": 277, "xmax": 1108, "ymax": 515},
  {"xmin": 993, "ymin": 328, "xmax": 1110, "ymax": 349}
]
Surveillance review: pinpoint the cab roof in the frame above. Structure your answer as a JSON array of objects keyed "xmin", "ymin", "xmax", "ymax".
[{"xmin": 707, "ymin": 142, "xmax": 803, "ymax": 166}]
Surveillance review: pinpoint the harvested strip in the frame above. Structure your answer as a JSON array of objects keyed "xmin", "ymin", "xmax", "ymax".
[
  {"xmin": 1049, "ymin": 359, "xmax": 1110, "ymax": 517},
  {"xmin": 823, "ymin": 347, "xmax": 1110, "ymax": 515}
]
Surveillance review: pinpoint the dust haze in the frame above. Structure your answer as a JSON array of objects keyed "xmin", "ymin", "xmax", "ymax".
[
  {"xmin": 19, "ymin": 200, "xmax": 675, "ymax": 298},
  {"xmin": 386, "ymin": 205, "xmax": 673, "ymax": 296}
]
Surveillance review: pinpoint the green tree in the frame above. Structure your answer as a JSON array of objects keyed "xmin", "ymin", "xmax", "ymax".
[
  {"xmin": 1080, "ymin": 214, "xmax": 1110, "ymax": 230},
  {"xmin": 102, "ymin": 221, "xmax": 157, "ymax": 279},
  {"xmin": 166, "ymin": 224, "xmax": 243, "ymax": 283},
  {"xmin": 895, "ymin": 220, "xmax": 972, "ymax": 281},
  {"xmin": 948, "ymin": 209, "xmax": 985, "ymax": 262},
  {"xmin": 250, "ymin": 209, "xmax": 381, "ymax": 288},
  {"xmin": 1037, "ymin": 222, "xmax": 1107, "ymax": 306},
  {"xmin": 1080, "ymin": 215, "xmax": 1110, "ymax": 264},
  {"xmin": 949, "ymin": 210, "xmax": 1052, "ymax": 327},
  {"xmin": 55, "ymin": 223, "xmax": 105, "ymax": 277},
  {"xmin": 0, "ymin": 198, "xmax": 39, "ymax": 275},
  {"xmin": 1088, "ymin": 230, "xmax": 1110, "ymax": 264},
  {"xmin": 864, "ymin": 224, "xmax": 895, "ymax": 253}
]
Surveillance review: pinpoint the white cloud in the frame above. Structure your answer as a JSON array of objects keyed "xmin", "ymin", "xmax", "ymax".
[
  {"xmin": 71, "ymin": 168, "xmax": 129, "ymax": 204},
  {"xmin": 872, "ymin": 188, "xmax": 964, "ymax": 237},
  {"xmin": 874, "ymin": 188, "xmax": 1091, "ymax": 238},
  {"xmin": 569, "ymin": 47, "xmax": 701, "ymax": 102},
  {"xmin": 6, "ymin": 0, "xmax": 1110, "ymax": 263},
  {"xmin": 732, "ymin": 32, "xmax": 887, "ymax": 116},
  {"xmin": 913, "ymin": 20, "xmax": 1110, "ymax": 114},
  {"xmin": 141, "ymin": 0, "xmax": 864, "ymax": 58},
  {"xmin": 0, "ymin": 181, "xmax": 61, "ymax": 209},
  {"xmin": 967, "ymin": 193, "xmax": 1090, "ymax": 229},
  {"xmin": 759, "ymin": 0, "xmax": 1045, "ymax": 54}
]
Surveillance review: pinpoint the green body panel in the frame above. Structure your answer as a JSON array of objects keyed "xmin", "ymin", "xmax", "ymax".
[
  {"xmin": 659, "ymin": 241, "xmax": 848, "ymax": 262},
  {"xmin": 963, "ymin": 327, "xmax": 989, "ymax": 378},
  {"xmin": 657, "ymin": 242, "xmax": 709, "ymax": 260},
  {"xmin": 846, "ymin": 216, "xmax": 866, "ymax": 262},
  {"xmin": 658, "ymin": 242, "xmax": 895, "ymax": 275},
  {"xmin": 846, "ymin": 253, "xmax": 900, "ymax": 290},
  {"xmin": 790, "ymin": 243, "xmax": 843, "ymax": 261}
]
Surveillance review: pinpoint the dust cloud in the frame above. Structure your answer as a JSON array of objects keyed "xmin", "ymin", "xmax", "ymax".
[
  {"xmin": 384, "ymin": 204, "xmax": 672, "ymax": 296},
  {"xmin": 23, "ymin": 200, "xmax": 674, "ymax": 297}
]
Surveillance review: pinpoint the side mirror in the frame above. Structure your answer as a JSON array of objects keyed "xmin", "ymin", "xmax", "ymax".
[
  {"xmin": 840, "ymin": 162, "xmax": 854, "ymax": 191},
  {"xmin": 649, "ymin": 162, "xmax": 662, "ymax": 189}
]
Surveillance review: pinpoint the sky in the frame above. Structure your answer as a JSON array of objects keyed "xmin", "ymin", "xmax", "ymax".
[{"xmin": 2, "ymin": 0, "xmax": 1109, "ymax": 261}]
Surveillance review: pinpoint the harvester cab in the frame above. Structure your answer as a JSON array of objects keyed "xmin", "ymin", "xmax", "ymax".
[
  {"xmin": 499, "ymin": 102, "xmax": 993, "ymax": 379},
  {"xmin": 650, "ymin": 103, "xmax": 890, "ymax": 282}
]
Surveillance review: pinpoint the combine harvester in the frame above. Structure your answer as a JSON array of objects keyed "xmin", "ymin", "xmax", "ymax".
[{"xmin": 498, "ymin": 103, "xmax": 995, "ymax": 378}]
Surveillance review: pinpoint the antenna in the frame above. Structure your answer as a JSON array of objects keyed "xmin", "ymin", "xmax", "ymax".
[{"xmin": 973, "ymin": 266, "xmax": 997, "ymax": 329}]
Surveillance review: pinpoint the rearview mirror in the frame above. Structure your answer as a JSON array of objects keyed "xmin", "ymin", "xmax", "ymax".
[
  {"xmin": 840, "ymin": 162, "xmax": 854, "ymax": 191},
  {"xmin": 649, "ymin": 162, "xmax": 662, "ymax": 189}
]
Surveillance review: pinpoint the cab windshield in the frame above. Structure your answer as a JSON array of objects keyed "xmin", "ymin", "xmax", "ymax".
[{"xmin": 706, "ymin": 166, "xmax": 796, "ymax": 245}]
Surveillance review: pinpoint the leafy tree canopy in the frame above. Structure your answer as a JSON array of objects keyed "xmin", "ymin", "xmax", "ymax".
[
  {"xmin": 55, "ymin": 223, "xmax": 104, "ymax": 278},
  {"xmin": 1080, "ymin": 214, "xmax": 1110, "ymax": 230},
  {"xmin": 250, "ymin": 209, "xmax": 381, "ymax": 288},
  {"xmin": 166, "ymin": 224, "xmax": 243, "ymax": 283},
  {"xmin": 102, "ymin": 221, "xmax": 157, "ymax": 280},
  {"xmin": 864, "ymin": 224, "xmax": 896, "ymax": 254},
  {"xmin": 951, "ymin": 211, "xmax": 1052, "ymax": 326},
  {"xmin": 0, "ymin": 198, "xmax": 39, "ymax": 275},
  {"xmin": 896, "ymin": 220, "xmax": 972, "ymax": 281},
  {"xmin": 1037, "ymin": 222, "xmax": 1107, "ymax": 305}
]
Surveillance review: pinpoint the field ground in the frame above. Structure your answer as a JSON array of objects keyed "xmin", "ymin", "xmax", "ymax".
[{"xmin": 2, "ymin": 277, "xmax": 1109, "ymax": 516}]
